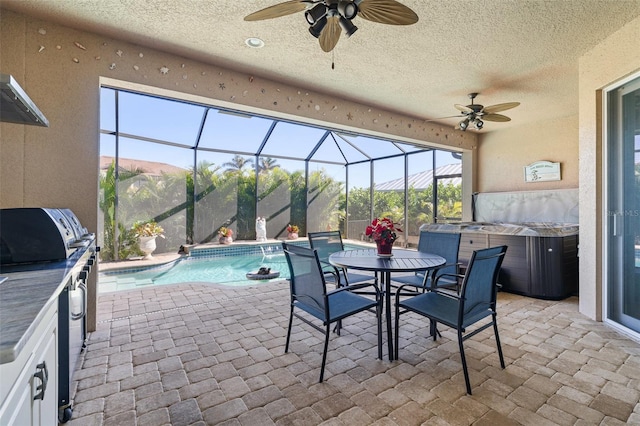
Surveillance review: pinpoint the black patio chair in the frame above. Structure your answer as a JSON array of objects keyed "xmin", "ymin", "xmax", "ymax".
[
  {"xmin": 394, "ymin": 245, "xmax": 508, "ymax": 394},
  {"xmin": 308, "ymin": 230, "xmax": 376, "ymax": 288},
  {"xmin": 283, "ymin": 242, "xmax": 382, "ymax": 382},
  {"xmin": 392, "ymin": 230, "xmax": 462, "ymax": 293}
]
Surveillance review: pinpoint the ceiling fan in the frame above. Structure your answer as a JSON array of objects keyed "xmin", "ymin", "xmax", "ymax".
[
  {"xmin": 440, "ymin": 93, "xmax": 520, "ymax": 131},
  {"xmin": 244, "ymin": 0, "xmax": 419, "ymax": 53}
]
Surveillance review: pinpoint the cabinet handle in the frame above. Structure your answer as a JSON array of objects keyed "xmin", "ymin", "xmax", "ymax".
[
  {"xmin": 71, "ymin": 282, "xmax": 87, "ymax": 320},
  {"xmin": 33, "ymin": 361, "xmax": 48, "ymax": 401}
]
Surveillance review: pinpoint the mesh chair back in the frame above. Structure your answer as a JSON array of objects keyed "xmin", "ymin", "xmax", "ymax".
[
  {"xmin": 283, "ymin": 243, "xmax": 327, "ymax": 314},
  {"xmin": 418, "ymin": 231, "xmax": 461, "ymax": 277},
  {"xmin": 308, "ymin": 231, "xmax": 344, "ymax": 264},
  {"xmin": 459, "ymin": 246, "xmax": 507, "ymax": 322}
]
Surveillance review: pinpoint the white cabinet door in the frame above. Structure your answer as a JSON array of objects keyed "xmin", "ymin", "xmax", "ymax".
[
  {"xmin": 0, "ymin": 304, "xmax": 57, "ymax": 426},
  {"xmin": 34, "ymin": 325, "xmax": 57, "ymax": 426},
  {"xmin": 3, "ymin": 381, "xmax": 34, "ymax": 426}
]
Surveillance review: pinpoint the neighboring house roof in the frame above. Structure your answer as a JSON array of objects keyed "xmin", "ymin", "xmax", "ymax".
[
  {"xmin": 375, "ymin": 163, "xmax": 462, "ymax": 191},
  {"xmin": 100, "ymin": 156, "xmax": 186, "ymax": 176}
]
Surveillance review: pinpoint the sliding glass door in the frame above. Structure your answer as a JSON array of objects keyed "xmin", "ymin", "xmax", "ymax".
[{"xmin": 607, "ymin": 75, "xmax": 640, "ymax": 332}]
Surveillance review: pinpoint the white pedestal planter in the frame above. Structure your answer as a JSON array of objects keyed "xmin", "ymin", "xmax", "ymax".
[{"xmin": 138, "ymin": 236, "xmax": 157, "ymax": 259}]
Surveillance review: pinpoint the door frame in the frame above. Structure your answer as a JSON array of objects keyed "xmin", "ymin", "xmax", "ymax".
[{"xmin": 602, "ymin": 69, "xmax": 640, "ymax": 341}]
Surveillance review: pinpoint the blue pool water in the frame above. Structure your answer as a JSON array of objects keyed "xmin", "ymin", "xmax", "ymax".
[{"xmin": 99, "ymin": 242, "xmax": 367, "ymax": 293}]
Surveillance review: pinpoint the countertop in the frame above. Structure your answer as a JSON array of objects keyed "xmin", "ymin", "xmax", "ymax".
[
  {"xmin": 422, "ymin": 222, "xmax": 579, "ymax": 237},
  {"xmin": 0, "ymin": 245, "xmax": 91, "ymax": 364}
]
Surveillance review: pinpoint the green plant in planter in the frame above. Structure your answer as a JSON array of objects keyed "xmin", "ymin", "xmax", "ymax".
[{"xmin": 132, "ymin": 220, "xmax": 165, "ymax": 238}]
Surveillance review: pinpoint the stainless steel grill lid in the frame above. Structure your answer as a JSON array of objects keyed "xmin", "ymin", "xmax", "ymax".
[{"xmin": 0, "ymin": 208, "xmax": 78, "ymax": 264}]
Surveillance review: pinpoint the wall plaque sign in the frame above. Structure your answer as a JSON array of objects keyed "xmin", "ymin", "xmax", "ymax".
[{"xmin": 524, "ymin": 161, "xmax": 561, "ymax": 182}]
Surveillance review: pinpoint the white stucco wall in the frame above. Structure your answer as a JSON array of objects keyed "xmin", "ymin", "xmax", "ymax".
[{"xmin": 477, "ymin": 114, "xmax": 579, "ymax": 193}]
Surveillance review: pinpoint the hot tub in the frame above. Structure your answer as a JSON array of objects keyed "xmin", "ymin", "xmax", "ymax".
[{"xmin": 421, "ymin": 222, "xmax": 579, "ymax": 300}]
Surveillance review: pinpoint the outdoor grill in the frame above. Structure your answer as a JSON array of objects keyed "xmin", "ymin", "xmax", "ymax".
[{"xmin": 0, "ymin": 207, "xmax": 97, "ymax": 423}]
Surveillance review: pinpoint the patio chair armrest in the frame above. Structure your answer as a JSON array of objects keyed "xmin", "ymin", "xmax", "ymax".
[
  {"xmin": 434, "ymin": 262, "xmax": 462, "ymax": 271},
  {"xmin": 395, "ymin": 283, "xmax": 461, "ymax": 306},
  {"xmin": 431, "ymin": 287, "xmax": 461, "ymax": 300},
  {"xmin": 394, "ymin": 283, "xmax": 415, "ymax": 303},
  {"xmin": 328, "ymin": 281, "xmax": 381, "ymax": 297},
  {"xmin": 319, "ymin": 259, "xmax": 337, "ymax": 270},
  {"xmin": 429, "ymin": 262, "xmax": 464, "ymax": 280},
  {"xmin": 433, "ymin": 273, "xmax": 464, "ymax": 288}
]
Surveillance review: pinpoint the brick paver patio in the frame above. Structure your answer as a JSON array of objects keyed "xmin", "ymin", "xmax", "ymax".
[{"xmin": 68, "ymin": 281, "xmax": 640, "ymax": 425}]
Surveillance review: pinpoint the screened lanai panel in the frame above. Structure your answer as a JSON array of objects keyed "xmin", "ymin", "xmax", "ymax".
[
  {"xmin": 307, "ymin": 164, "xmax": 345, "ymax": 233},
  {"xmin": 194, "ymin": 151, "xmax": 249, "ymax": 242},
  {"xmin": 396, "ymin": 142, "xmax": 425, "ymax": 153},
  {"xmin": 98, "ymin": 133, "xmax": 116, "ymax": 259},
  {"xmin": 374, "ymin": 156, "xmax": 405, "ymax": 244},
  {"xmin": 99, "ymin": 85, "xmax": 463, "ymax": 260},
  {"xmin": 435, "ymin": 150, "xmax": 462, "ymax": 223},
  {"xmin": 198, "ymin": 111, "xmax": 274, "ymax": 153},
  {"xmin": 117, "ymin": 92, "xmax": 205, "ymax": 147},
  {"xmin": 346, "ymin": 162, "xmax": 371, "ymax": 240},
  {"xmin": 257, "ymin": 161, "xmax": 301, "ymax": 239},
  {"xmin": 100, "ymin": 88, "xmax": 116, "ymax": 133},
  {"xmin": 116, "ymin": 137, "xmax": 189, "ymax": 253},
  {"xmin": 261, "ymin": 122, "xmax": 326, "ymax": 158},
  {"xmin": 407, "ymin": 150, "xmax": 434, "ymax": 237},
  {"xmin": 333, "ymin": 134, "xmax": 370, "ymax": 164},
  {"xmin": 342, "ymin": 134, "xmax": 403, "ymax": 159},
  {"xmin": 312, "ymin": 134, "xmax": 351, "ymax": 164}
]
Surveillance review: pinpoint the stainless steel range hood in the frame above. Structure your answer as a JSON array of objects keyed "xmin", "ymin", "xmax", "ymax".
[{"xmin": 0, "ymin": 73, "xmax": 49, "ymax": 127}]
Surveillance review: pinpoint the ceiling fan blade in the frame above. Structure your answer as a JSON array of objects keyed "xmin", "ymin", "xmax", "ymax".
[
  {"xmin": 482, "ymin": 113, "xmax": 512, "ymax": 122},
  {"xmin": 319, "ymin": 16, "xmax": 342, "ymax": 52},
  {"xmin": 244, "ymin": 0, "xmax": 308, "ymax": 21},
  {"xmin": 482, "ymin": 102, "xmax": 520, "ymax": 114},
  {"xmin": 454, "ymin": 104, "xmax": 473, "ymax": 113},
  {"xmin": 356, "ymin": 0, "xmax": 419, "ymax": 25}
]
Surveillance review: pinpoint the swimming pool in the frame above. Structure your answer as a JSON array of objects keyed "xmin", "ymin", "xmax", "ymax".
[{"xmin": 98, "ymin": 241, "xmax": 368, "ymax": 293}]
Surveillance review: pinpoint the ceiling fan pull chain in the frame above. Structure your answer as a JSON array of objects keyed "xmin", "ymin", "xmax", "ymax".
[{"xmin": 332, "ymin": 49, "xmax": 335, "ymax": 70}]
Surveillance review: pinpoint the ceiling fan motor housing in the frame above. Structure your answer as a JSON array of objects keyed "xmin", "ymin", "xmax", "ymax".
[{"xmin": 467, "ymin": 104, "xmax": 484, "ymax": 114}]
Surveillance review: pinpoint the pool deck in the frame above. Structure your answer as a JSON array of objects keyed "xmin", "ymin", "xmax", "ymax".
[{"xmin": 68, "ymin": 281, "xmax": 640, "ymax": 425}]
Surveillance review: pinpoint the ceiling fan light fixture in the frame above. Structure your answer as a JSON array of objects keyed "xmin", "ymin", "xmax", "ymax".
[
  {"xmin": 474, "ymin": 118, "xmax": 484, "ymax": 129},
  {"xmin": 339, "ymin": 16, "xmax": 358, "ymax": 37},
  {"xmin": 459, "ymin": 118, "xmax": 470, "ymax": 131},
  {"xmin": 309, "ymin": 16, "xmax": 328, "ymax": 38},
  {"xmin": 337, "ymin": 1, "xmax": 358, "ymax": 19},
  {"xmin": 305, "ymin": 3, "xmax": 327, "ymax": 24}
]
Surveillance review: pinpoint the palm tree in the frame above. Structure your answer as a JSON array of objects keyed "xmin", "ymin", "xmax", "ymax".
[
  {"xmin": 99, "ymin": 160, "xmax": 144, "ymax": 260},
  {"xmin": 258, "ymin": 157, "xmax": 279, "ymax": 173},
  {"xmin": 223, "ymin": 155, "xmax": 253, "ymax": 173}
]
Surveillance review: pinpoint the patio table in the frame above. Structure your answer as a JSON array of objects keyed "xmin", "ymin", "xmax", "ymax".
[{"xmin": 329, "ymin": 248, "xmax": 445, "ymax": 360}]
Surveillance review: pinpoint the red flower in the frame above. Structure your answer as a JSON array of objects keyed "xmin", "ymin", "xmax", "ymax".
[{"xmin": 365, "ymin": 217, "xmax": 402, "ymax": 243}]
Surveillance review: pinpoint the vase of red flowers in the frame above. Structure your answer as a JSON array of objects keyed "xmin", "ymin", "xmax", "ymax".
[
  {"xmin": 218, "ymin": 227, "xmax": 233, "ymax": 244},
  {"xmin": 286, "ymin": 224, "xmax": 299, "ymax": 240},
  {"xmin": 365, "ymin": 217, "xmax": 401, "ymax": 257}
]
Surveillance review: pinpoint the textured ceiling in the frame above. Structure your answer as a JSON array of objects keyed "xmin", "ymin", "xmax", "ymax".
[{"xmin": 3, "ymin": 0, "xmax": 640, "ymax": 132}]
